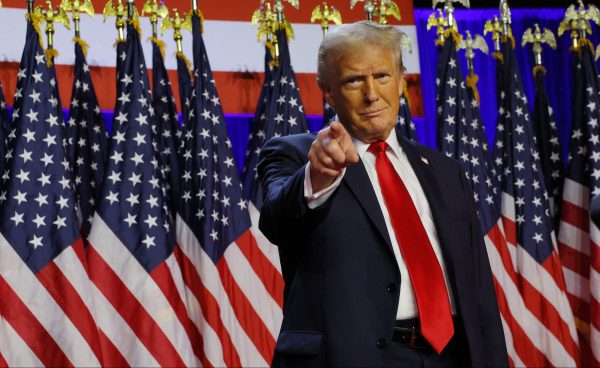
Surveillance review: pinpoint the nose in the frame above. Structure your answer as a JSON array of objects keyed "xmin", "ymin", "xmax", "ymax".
[{"xmin": 363, "ymin": 77, "xmax": 379, "ymax": 103}]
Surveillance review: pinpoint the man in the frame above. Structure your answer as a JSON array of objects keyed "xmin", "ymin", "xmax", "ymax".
[{"xmin": 258, "ymin": 21, "xmax": 508, "ymax": 367}]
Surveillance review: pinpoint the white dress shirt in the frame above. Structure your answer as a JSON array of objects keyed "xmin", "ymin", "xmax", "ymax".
[{"xmin": 304, "ymin": 128, "xmax": 456, "ymax": 319}]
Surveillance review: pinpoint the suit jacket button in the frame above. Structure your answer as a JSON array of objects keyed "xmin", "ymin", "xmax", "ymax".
[
  {"xmin": 376, "ymin": 338, "xmax": 388, "ymax": 349},
  {"xmin": 386, "ymin": 283, "xmax": 396, "ymax": 293}
]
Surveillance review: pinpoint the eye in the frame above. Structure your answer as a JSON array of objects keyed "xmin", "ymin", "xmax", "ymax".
[
  {"xmin": 344, "ymin": 78, "xmax": 362, "ymax": 89},
  {"xmin": 375, "ymin": 73, "xmax": 391, "ymax": 83}
]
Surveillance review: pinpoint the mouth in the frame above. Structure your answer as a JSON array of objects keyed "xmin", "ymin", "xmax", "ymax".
[{"xmin": 360, "ymin": 108, "xmax": 386, "ymax": 118}]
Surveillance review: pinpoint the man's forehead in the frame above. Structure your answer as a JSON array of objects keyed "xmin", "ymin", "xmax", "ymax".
[{"xmin": 334, "ymin": 44, "xmax": 395, "ymax": 62}]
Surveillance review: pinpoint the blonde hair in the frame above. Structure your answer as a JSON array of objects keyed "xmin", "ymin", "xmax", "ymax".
[{"xmin": 317, "ymin": 20, "xmax": 405, "ymax": 85}]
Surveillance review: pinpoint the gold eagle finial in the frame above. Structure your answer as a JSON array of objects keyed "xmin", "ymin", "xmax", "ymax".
[
  {"xmin": 162, "ymin": 8, "xmax": 192, "ymax": 52},
  {"xmin": 310, "ymin": 2, "xmax": 342, "ymax": 36}
]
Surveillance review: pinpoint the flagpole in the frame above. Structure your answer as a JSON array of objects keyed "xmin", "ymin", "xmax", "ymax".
[
  {"xmin": 27, "ymin": 0, "xmax": 34, "ymax": 13},
  {"xmin": 499, "ymin": 0, "xmax": 511, "ymax": 39},
  {"xmin": 127, "ymin": 0, "xmax": 134, "ymax": 19}
]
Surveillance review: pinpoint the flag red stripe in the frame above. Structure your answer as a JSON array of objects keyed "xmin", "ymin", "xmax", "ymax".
[
  {"xmin": 0, "ymin": 351, "xmax": 7, "ymax": 367},
  {"xmin": 558, "ymin": 241, "xmax": 590, "ymax": 278},
  {"xmin": 487, "ymin": 224, "xmax": 555, "ymax": 366},
  {"xmin": 499, "ymin": 217, "xmax": 580, "ymax": 361},
  {"xmin": 173, "ymin": 246, "xmax": 241, "ymax": 367},
  {"xmin": 492, "ymin": 277, "xmax": 548, "ymax": 367},
  {"xmin": 235, "ymin": 230, "xmax": 284, "ymax": 308},
  {"xmin": 487, "ymin": 224, "xmax": 518, "ymax": 285},
  {"xmin": 87, "ymin": 246, "xmax": 186, "ymax": 367},
  {"xmin": 566, "ymin": 292, "xmax": 590, "ymax": 324},
  {"xmin": 561, "ymin": 201, "xmax": 590, "ymax": 232},
  {"xmin": 216, "ymin": 257, "xmax": 276, "ymax": 364},
  {"xmin": 0, "ymin": 276, "xmax": 73, "ymax": 367},
  {"xmin": 35, "ymin": 241, "xmax": 103, "ymax": 363},
  {"xmin": 502, "ymin": 216, "xmax": 517, "ymax": 245},
  {"xmin": 149, "ymin": 262, "xmax": 205, "ymax": 362},
  {"xmin": 73, "ymin": 239, "xmax": 90, "ymax": 270},
  {"xmin": 541, "ymin": 253, "xmax": 569, "ymax": 294},
  {"xmin": 97, "ymin": 329, "xmax": 130, "ymax": 367}
]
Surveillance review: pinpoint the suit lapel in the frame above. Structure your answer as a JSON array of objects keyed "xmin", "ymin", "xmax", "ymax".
[
  {"xmin": 342, "ymin": 161, "xmax": 393, "ymax": 251},
  {"xmin": 396, "ymin": 135, "xmax": 448, "ymax": 223},
  {"xmin": 397, "ymin": 135, "xmax": 460, "ymax": 286}
]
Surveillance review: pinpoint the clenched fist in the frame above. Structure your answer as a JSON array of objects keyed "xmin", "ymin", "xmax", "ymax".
[{"xmin": 308, "ymin": 122, "xmax": 359, "ymax": 192}]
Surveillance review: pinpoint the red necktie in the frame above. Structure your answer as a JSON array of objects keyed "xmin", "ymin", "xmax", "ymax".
[{"xmin": 369, "ymin": 141, "xmax": 454, "ymax": 353}]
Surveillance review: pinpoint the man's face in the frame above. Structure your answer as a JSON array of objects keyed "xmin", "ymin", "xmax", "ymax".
[{"xmin": 321, "ymin": 44, "xmax": 402, "ymax": 143}]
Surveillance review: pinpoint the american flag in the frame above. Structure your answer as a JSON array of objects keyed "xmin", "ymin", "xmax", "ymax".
[
  {"xmin": 493, "ymin": 39, "xmax": 579, "ymax": 366},
  {"xmin": 0, "ymin": 81, "xmax": 8, "ymax": 179},
  {"xmin": 151, "ymin": 38, "xmax": 180, "ymax": 216},
  {"xmin": 66, "ymin": 38, "xmax": 108, "ymax": 240},
  {"xmin": 86, "ymin": 23, "xmax": 200, "ymax": 366},
  {"xmin": 532, "ymin": 67, "xmax": 563, "ymax": 223},
  {"xmin": 557, "ymin": 43, "xmax": 600, "ymax": 367},
  {"xmin": 243, "ymin": 28, "xmax": 308, "ymax": 209},
  {"xmin": 437, "ymin": 32, "xmax": 576, "ymax": 367},
  {"xmin": 397, "ymin": 86, "xmax": 418, "ymax": 141},
  {"xmin": 115, "ymin": 39, "xmax": 127, "ymax": 98},
  {"xmin": 0, "ymin": 21, "xmax": 102, "ymax": 366},
  {"xmin": 174, "ymin": 12, "xmax": 282, "ymax": 366},
  {"xmin": 176, "ymin": 51, "xmax": 193, "ymax": 127},
  {"xmin": 437, "ymin": 34, "xmax": 526, "ymax": 365},
  {"xmin": 242, "ymin": 45, "xmax": 274, "ymax": 202}
]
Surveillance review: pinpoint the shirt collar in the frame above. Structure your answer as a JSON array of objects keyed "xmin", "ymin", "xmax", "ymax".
[{"xmin": 352, "ymin": 126, "xmax": 403, "ymax": 161}]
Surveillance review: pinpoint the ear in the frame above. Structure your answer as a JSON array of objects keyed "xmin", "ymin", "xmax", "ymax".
[
  {"xmin": 398, "ymin": 73, "xmax": 404, "ymax": 96},
  {"xmin": 320, "ymin": 83, "xmax": 336, "ymax": 109}
]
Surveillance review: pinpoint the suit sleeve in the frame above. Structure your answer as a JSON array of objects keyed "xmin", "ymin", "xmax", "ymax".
[
  {"xmin": 458, "ymin": 164, "xmax": 509, "ymax": 367},
  {"xmin": 257, "ymin": 135, "xmax": 327, "ymax": 247}
]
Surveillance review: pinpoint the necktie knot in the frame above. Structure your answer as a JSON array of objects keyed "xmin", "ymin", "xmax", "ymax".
[{"xmin": 368, "ymin": 141, "xmax": 389, "ymax": 155}]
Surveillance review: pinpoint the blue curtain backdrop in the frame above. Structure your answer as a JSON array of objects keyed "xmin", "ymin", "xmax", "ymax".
[{"xmin": 415, "ymin": 8, "xmax": 600, "ymax": 157}]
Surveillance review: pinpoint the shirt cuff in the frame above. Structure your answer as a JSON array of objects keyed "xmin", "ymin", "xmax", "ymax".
[{"xmin": 304, "ymin": 162, "xmax": 346, "ymax": 209}]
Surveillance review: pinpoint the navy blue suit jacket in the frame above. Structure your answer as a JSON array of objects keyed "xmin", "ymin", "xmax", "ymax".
[{"xmin": 257, "ymin": 131, "xmax": 508, "ymax": 367}]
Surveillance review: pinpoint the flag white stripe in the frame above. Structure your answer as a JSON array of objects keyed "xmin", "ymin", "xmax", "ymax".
[
  {"xmin": 93, "ymin": 291, "xmax": 150, "ymax": 366},
  {"xmin": 485, "ymin": 233, "xmax": 575, "ymax": 366},
  {"xmin": 501, "ymin": 192, "xmax": 516, "ymax": 221},
  {"xmin": 592, "ymin": 325, "xmax": 600, "ymax": 362},
  {"xmin": 176, "ymin": 215, "xmax": 267, "ymax": 367},
  {"xmin": 88, "ymin": 214, "xmax": 196, "ymax": 366},
  {"xmin": 0, "ymin": 316, "xmax": 11, "ymax": 364},
  {"xmin": 558, "ymin": 221, "xmax": 591, "ymax": 255},
  {"xmin": 502, "ymin": 192, "xmax": 579, "ymax": 344},
  {"xmin": 91, "ymin": 282, "xmax": 159, "ymax": 366},
  {"xmin": 562, "ymin": 178, "xmax": 590, "ymax": 209},
  {"xmin": 182, "ymin": 284, "xmax": 227, "ymax": 367},
  {"xmin": 0, "ymin": 7, "xmax": 420, "ymax": 74},
  {"xmin": 512, "ymin": 240, "xmax": 579, "ymax": 344},
  {"xmin": 563, "ymin": 266, "xmax": 591, "ymax": 302},
  {"xmin": 249, "ymin": 203, "xmax": 282, "ymax": 274},
  {"xmin": 53, "ymin": 246, "xmax": 98, "ymax": 321},
  {"xmin": 225, "ymin": 239, "xmax": 282, "ymax": 339},
  {"xmin": 0, "ymin": 232, "xmax": 99, "ymax": 366},
  {"xmin": 591, "ymin": 266, "xmax": 600, "ymax": 304},
  {"xmin": 0, "ymin": 317, "xmax": 43, "ymax": 367},
  {"xmin": 165, "ymin": 252, "xmax": 191, "ymax": 316},
  {"xmin": 499, "ymin": 315, "xmax": 524, "ymax": 368},
  {"xmin": 590, "ymin": 222, "xmax": 600, "ymax": 301}
]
